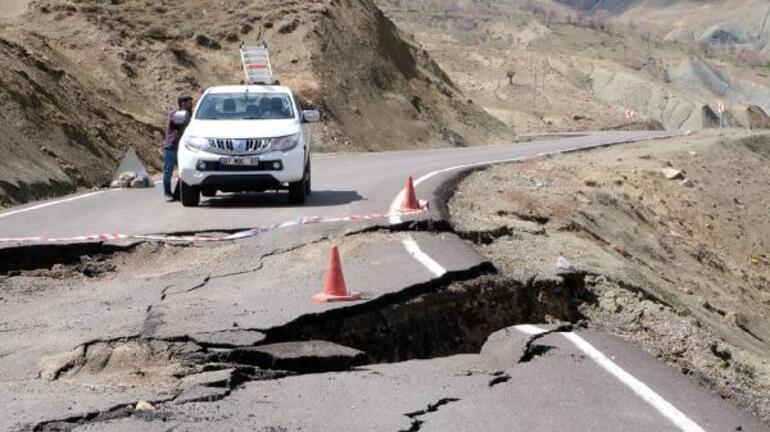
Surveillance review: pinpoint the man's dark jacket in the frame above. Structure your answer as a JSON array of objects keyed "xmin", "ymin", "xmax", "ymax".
[{"xmin": 163, "ymin": 109, "xmax": 190, "ymax": 150}]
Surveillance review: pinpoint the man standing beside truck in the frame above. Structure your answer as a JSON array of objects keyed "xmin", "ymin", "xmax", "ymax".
[{"xmin": 162, "ymin": 95, "xmax": 194, "ymax": 201}]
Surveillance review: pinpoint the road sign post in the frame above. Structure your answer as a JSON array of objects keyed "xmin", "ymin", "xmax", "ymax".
[
  {"xmin": 718, "ymin": 100, "xmax": 725, "ymax": 129},
  {"xmin": 624, "ymin": 108, "xmax": 636, "ymax": 130}
]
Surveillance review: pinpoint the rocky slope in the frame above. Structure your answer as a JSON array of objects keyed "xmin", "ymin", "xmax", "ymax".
[{"xmin": 0, "ymin": 31, "xmax": 160, "ymax": 207}]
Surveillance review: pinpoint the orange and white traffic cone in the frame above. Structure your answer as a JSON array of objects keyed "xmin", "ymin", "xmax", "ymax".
[
  {"xmin": 400, "ymin": 176, "xmax": 421, "ymax": 212},
  {"xmin": 312, "ymin": 246, "xmax": 361, "ymax": 303}
]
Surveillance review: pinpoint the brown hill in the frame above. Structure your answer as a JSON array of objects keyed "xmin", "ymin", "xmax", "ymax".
[{"xmin": 0, "ymin": 31, "xmax": 160, "ymax": 207}]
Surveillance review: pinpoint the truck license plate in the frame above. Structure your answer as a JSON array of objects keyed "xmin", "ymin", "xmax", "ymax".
[{"xmin": 220, "ymin": 157, "xmax": 260, "ymax": 167}]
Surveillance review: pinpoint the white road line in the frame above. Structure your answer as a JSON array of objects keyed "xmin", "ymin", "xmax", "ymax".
[
  {"xmin": 0, "ymin": 191, "xmax": 109, "ymax": 220},
  {"xmin": 515, "ymin": 325, "xmax": 705, "ymax": 432},
  {"xmin": 388, "ymin": 132, "xmax": 680, "ymax": 225},
  {"xmin": 389, "ymin": 133, "xmax": 683, "ymax": 283},
  {"xmin": 402, "ymin": 238, "xmax": 447, "ymax": 277},
  {"xmin": 387, "ymin": 131, "xmax": 691, "ymax": 430},
  {"xmin": 515, "ymin": 324, "xmax": 551, "ymax": 335},
  {"xmin": 388, "ymin": 156, "xmax": 526, "ymax": 224}
]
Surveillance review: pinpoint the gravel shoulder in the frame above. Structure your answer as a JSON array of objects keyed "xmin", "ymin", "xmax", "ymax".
[{"xmin": 450, "ymin": 130, "xmax": 770, "ymax": 421}]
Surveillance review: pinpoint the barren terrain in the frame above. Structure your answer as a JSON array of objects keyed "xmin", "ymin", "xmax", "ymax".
[
  {"xmin": 561, "ymin": 0, "xmax": 770, "ymax": 52},
  {"xmin": 2, "ymin": 0, "xmax": 770, "ymax": 429},
  {"xmin": 378, "ymin": 1, "xmax": 770, "ymax": 133},
  {"xmin": 450, "ymin": 131, "xmax": 770, "ymax": 420}
]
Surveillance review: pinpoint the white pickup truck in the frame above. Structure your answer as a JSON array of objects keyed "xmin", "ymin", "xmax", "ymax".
[{"xmin": 176, "ymin": 85, "xmax": 320, "ymax": 207}]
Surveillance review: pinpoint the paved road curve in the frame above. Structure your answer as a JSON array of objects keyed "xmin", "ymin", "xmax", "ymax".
[
  {"xmin": 2, "ymin": 131, "xmax": 768, "ymax": 431},
  {"xmin": 1, "ymin": 131, "xmax": 674, "ymax": 239}
]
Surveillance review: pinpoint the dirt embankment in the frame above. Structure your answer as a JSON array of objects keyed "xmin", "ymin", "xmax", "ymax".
[
  {"xmin": 0, "ymin": 33, "xmax": 161, "ymax": 207},
  {"xmin": 0, "ymin": 0, "xmax": 508, "ymax": 206},
  {"xmin": 450, "ymin": 132, "xmax": 770, "ymax": 421}
]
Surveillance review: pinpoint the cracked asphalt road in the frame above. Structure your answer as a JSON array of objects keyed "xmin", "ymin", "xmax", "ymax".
[{"xmin": 2, "ymin": 132, "xmax": 767, "ymax": 431}]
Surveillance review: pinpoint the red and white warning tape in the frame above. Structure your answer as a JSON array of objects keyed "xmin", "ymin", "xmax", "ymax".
[{"xmin": 0, "ymin": 203, "xmax": 429, "ymax": 244}]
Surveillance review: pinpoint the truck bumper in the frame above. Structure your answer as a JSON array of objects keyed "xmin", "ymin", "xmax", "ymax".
[{"xmin": 179, "ymin": 145, "xmax": 305, "ymax": 190}]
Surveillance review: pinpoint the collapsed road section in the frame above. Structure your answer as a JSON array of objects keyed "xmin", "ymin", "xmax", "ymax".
[
  {"xmin": 2, "ymin": 217, "xmax": 593, "ymax": 431},
  {"xmin": 2, "ymin": 205, "xmax": 766, "ymax": 431},
  {"xmin": 1, "ymin": 132, "xmax": 768, "ymax": 431},
  {"xmin": 451, "ymin": 132, "xmax": 770, "ymax": 424}
]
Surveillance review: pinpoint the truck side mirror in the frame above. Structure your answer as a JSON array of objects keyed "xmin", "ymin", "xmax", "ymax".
[
  {"xmin": 302, "ymin": 110, "xmax": 320, "ymax": 123},
  {"xmin": 172, "ymin": 110, "xmax": 190, "ymax": 126}
]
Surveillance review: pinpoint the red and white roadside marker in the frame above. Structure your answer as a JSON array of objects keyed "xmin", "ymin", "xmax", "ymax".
[
  {"xmin": 717, "ymin": 100, "xmax": 726, "ymax": 128},
  {"xmin": 624, "ymin": 108, "xmax": 637, "ymax": 130}
]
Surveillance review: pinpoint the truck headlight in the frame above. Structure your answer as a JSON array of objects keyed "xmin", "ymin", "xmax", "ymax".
[
  {"xmin": 184, "ymin": 136, "xmax": 209, "ymax": 152},
  {"xmin": 269, "ymin": 134, "xmax": 300, "ymax": 152}
]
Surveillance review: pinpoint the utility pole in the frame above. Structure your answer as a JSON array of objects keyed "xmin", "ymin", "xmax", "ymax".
[
  {"xmin": 718, "ymin": 100, "xmax": 726, "ymax": 129},
  {"xmin": 528, "ymin": 51, "xmax": 536, "ymax": 112},
  {"xmin": 623, "ymin": 43, "xmax": 628, "ymax": 65}
]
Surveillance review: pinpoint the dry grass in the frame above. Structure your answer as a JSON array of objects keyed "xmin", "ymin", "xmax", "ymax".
[
  {"xmin": 548, "ymin": 203, "xmax": 573, "ymax": 219},
  {"xmin": 505, "ymin": 189, "xmax": 539, "ymax": 212},
  {"xmin": 284, "ymin": 73, "xmax": 322, "ymax": 110}
]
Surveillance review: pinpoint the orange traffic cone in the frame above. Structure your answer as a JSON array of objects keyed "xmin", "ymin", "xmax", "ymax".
[
  {"xmin": 313, "ymin": 246, "xmax": 361, "ymax": 303},
  {"xmin": 400, "ymin": 176, "xmax": 421, "ymax": 212}
]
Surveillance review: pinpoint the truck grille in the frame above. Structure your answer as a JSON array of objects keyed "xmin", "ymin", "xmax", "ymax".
[{"xmin": 207, "ymin": 138, "xmax": 272, "ymax": 155}]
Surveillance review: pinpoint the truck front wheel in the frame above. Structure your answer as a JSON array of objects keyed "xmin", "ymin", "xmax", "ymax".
[
  {"xmin": 288, "ymin": 163, "xmax": 309, "ymax": 205},
  {"xmin": 180, "ymin": 181, "xmax": 200, "ymax": 207}
]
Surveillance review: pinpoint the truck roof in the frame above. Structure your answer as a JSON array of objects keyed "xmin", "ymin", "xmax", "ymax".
[{"xmin": 204, "ymin": 85, "xmax": 292, "ymax": 95}]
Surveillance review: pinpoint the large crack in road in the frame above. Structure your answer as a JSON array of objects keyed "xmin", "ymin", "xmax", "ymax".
[
  {"xmin": 5, "ymin": 217, "xmax": 600, "ymax": 431},
  {"xmin": 26, "ymin": 269, "xmax": 590, "ymax": 430},
  {"xmin": 400, "ymin": 397, "xmax": 462, "ymax": 432},
  {"xmin": 0, "ymin": 214, "xmax": 723, "ymax": 432}
]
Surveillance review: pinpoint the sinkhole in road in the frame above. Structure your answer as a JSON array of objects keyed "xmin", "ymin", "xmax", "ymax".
[
  {"xmin": 21, "ymin": 222, "xmax": 593, "ymax": 432},
  {"xmin": 40, "ymin": 272, "xmax": 588, "ymax": 389},
  {"xmin": 0, "ymin": 240, "xmax": 236, "ymax": 279},
  {"xmin": 32, "ymin": 263, "xmax": 590, "ymax": 430},
  {"xmin": 263, "ymin": 273, "xmax": 587, "ymax": 364},
  {"xmin": 0, "ymin": 241, "xmax": 137, "ymax": 275}
]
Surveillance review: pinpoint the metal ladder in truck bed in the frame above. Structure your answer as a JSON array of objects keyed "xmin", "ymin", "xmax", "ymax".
[{"xmin": 239, "ymin": 44, "xmax": 275, "ymax": 85}]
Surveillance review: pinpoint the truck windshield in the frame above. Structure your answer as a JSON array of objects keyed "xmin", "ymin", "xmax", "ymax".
[{"xmin": 195, "ymin": 92, "xmax": 295, "ymax": 120}]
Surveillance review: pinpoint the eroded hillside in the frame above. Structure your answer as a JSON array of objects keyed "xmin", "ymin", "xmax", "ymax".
[
  {"xmin": 0, "ymin": 32, "xmax": 161, "ymax": 207},
  {"xmin": 378, "ymin": 0, "xmax": 770, "ymax": 133},
  {"xmin": 574, "ymin": 0, "xmax": 770, "ymax": 52}
]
